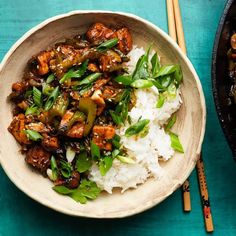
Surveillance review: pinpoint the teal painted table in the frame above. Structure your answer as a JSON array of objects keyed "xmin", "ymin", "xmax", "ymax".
[{"xmin": 0, "ymin": 0, "xmax": 235, "ymax": 235}]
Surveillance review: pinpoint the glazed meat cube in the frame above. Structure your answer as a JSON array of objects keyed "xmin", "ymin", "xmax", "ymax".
[
  {"xmin": 36, "ymin": 50, "xmax": 55, "ymax": 75},
  {"xmin": 67, "ymin": 123, "xmax": 85, "ymax": 138},
  {"xmin": 116, "ymin": 28, "xmax": 132, "ymax": 54},
  {"xmin": 92, "ymin": 125, "xmax": 115, "ymax": 150},
  {"xmin": 26, "ymin": 145, "xmax": 51, "ymax": 173},
  {"xmin": 42, "ymin": 135, "xmax": 60, "ymax": 151},
  {"xmin": 8, "ymin": 114, "xmax": 30, "ymax": 145},
  {"xmin": 86, "ymin": 23, "xmax": 115, "ymax": 45}
]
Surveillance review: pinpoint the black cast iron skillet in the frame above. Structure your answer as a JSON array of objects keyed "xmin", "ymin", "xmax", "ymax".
[{"xmin": 212, "ymin": 0, "xmax": 236, "ymax": 160}]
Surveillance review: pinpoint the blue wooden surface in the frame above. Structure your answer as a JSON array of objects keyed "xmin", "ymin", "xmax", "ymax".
[{"xmin": 0, "ymin": 0, "xmax": 235, "ymax": 235}]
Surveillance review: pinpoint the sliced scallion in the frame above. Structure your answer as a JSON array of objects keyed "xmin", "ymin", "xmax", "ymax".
[
  {"xmin": 24, "ymin": 129, "xmax": 43, "ymax": 141},
  {"xmin": 125, "ymin": 119, "xmax": 150, "ymax": 137},
  {"xmin": 60, "ymin": 160, "xmax": 73, "ymax": 178},
  {"xmin": 114, "ymin": 75, "xmax": 133, "ymax": 85},
  {"xmin": 44, "ymin": 86, "xmax": 60, "ymax": 111},
  {"xmin": 46, "ymin": 74, "xmax": 55, "ymax": 84},
  {"xmin": 78, "ymin": 73, "xmax": 102, "ymax": 86},
  {"xmin": 25, "ymin": 104, "xmax": 38, "ymax": 116},
  {"xmin": 169, "ymin": 132, "xmax": 184, "ymax": 153},
  {"xmin": 50, "ymin": 156, "xmax": 58, "ymax": 181},
  {"xmin": 165, "ymin": 114, "xmax": 177, "ymax": 131},
  {"xmin": 59, "ymin": 60, "xmax": 89, "ymax": 84},
  {"xmin": 66, "ymin": 146, "xmax": 76, "ymax": 163},
  {"xmin": 97, "ymin": 38, "xmax": 119, "ymax": 52},
  {"xmin": 32, "ymin": 87, "xmax": 42, "ymax": 107},
  {"xmin": 130, "ymin": 79, "xmax": 153, "ymax": 88},
  {"xmin": 117, "ymin": 155, "xmax": 135, "ymax": 164},
  {"xmin": 151, "ymin": 52, "xmax": 161, "ymax": 76},
  {"xmin": 156, "ymin": 93, "xmax": 165, "ymax": 108}
]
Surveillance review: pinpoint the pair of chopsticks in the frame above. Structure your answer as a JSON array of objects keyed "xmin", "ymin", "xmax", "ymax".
[{"xmin": 166, "ymin": 0, "xmax": 214, "ymax": 233}]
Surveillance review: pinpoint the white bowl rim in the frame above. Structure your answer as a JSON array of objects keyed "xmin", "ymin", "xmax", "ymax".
[{"xmin": 0, "ymin": 10, "xmax": 206, "ymax": 218}]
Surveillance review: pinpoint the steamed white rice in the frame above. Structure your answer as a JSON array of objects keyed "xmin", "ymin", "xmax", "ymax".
[{"xmin": 88, "ymin": 47, "xmax": 182, "ymax": 193}]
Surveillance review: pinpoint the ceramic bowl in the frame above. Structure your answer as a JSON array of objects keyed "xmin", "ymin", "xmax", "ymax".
[{"xmin": 0, "ymin": 11, "xmax": 206, "ymax": 218}]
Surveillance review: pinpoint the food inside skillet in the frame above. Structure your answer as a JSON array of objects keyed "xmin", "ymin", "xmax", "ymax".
[
  {"xmin": 228, "ymin": 33, "xmax": 236, "ymax": 102},
  {"xmin": 8, "ymin": 23, "xmax": 184, "ymax": 204}
]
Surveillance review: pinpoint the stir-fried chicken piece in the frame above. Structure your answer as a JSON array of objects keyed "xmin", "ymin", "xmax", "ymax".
[
  {"xmin": 8, "ymin": 81, "xmax": 29, "ymax": 102},
  {"xmin": 12, "ymin": 81, "xmax": 28, "ymax": 93},
  {"xmin": 36, "ymin": 50, "xmax": 55, "ymax": 75},
  {"xmin": 55, "ymin": 171, "xmax": 81, "ymax": 189},
  {"xmin": 25, "ymin": 122, "xmax": 50, "ymax": 133},
  {"xmin": 102, "ymin": 85, "xmax": 123, "ymax": 102},
  {"xmin": 17, "ymin": 100, "xmax": 29, "ymax": 110},
  {"xmin": 26, "ymin": 145, "xmax": 51, "ymax": 173},
  {"xmin": 116, "ymin": 28, "xmax": 133, "ymax": 55},
  {"xmin": 38, "ymin": 111, "xmax": 50, "ymax": 124},
  {"xmin": 82, "ymin": 76, "xmax": 111, "ymax": 98},
  {"xmin": 93, "ymin": 76, "xmax": 111, "ymax": 90},
  {"xmin": 67, "ymin": 123, "xmax": 85, "ymax": 138},
  {"xmin": 59, "ymin": 110, "xmax": 74, "ymax": 133},
  {"xmin": 8, "ymin": 114, "xmax": 30, "ymax": 145},
  {"xmin": 92, "ymin": 125, "xmax": 115, "ymax": 150},
  {"xmin": 86, "ymin": 23, "xmax": 115, "ymax": 45},
  {"xmin": 42, "ymin": 135, "xmax": 60, "ymax": 151}
]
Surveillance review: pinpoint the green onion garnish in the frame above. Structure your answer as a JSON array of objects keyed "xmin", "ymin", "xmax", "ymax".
[
  {"xmin": 42, "ymin": 83, "xmax": 54, "ymax": 96},
  {"xmin": 25, "ymin": 104, "xmax": 38, "ymax": 116},
  {"xmin": 78, "ymin": 73, "xmax": 102, "ymax": 86},
  {"xmin": 50, "ymin": 156, "xmax": 58, "ymax": 181},
  {"xmin": 169, "ymin": 132, "xmax": 184, "ymax": 153},
  {"xmin": 114, "ymin": 75, "xmax": 133, "ymax": 86},
  {"xmin": 59, "ymin": 60, "xmax": 88, "ymax": 84},
  {"xmin": 97, "ymin": 38, "xmax": 119, "ymax": 52},
  {"xmin": 165, "ymin": 114, "xmax": 177, "ymax": 131},
  {"xmin": 130, "ymin": 79, "xmax": 153, "ymax": 88},
  {"xmin": 46, "ymin": 74, "xmax": 55, "ymax": 84},
  {"xmin": 117, "ymin": 155, "xmax": 135, "ymax": 164},
  {"xmin": 44, "ymin": 86, "xmax": 60, "ymax": 111},
  {"xmin": 24, "ymin": 129, "xmax": 43, "ymax": 141},
  {"xmin": 60, "ymin": 160, "xmax": 73, "ymax": 179},
  {"xmin": 156, "ymin": 93, "xmax": 165, "ymax": 108},
  {"xmin": 125, "ymin": 119, "xmax": 150, "ymax": 137},
  {"xmin": 32, "ymin": 87, "xmax": 42, "ymax": 107}
]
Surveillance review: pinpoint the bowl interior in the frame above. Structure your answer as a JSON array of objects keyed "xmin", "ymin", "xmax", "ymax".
[{"xmin": 0, "ymin": 11, "xmax": 205, "ymax": 218}]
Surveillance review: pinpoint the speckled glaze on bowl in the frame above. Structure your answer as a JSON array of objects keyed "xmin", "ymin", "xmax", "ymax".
[{"xmin": 0, "ymin": 11, "xmax": 206, "ymax": 218}]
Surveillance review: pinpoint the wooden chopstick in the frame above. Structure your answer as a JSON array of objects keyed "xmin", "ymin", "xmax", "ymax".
[
  {"xmin": 166, "ymin": 0, "xmax": 191, "ymax": 213},
  {"xmin": 167, "ymin": 0, "xmax": 214, "ymax": 232},
  {"xmin": 196, "ymin": 153, "xmax": 214, "ymax": 232},
  {"xmin": 172, "ymin": 0, "xmax": 187, "ymax": 54},
  {"xmin": 166, "ymin": 0, "xmax": 177, "ymax": 42}
]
